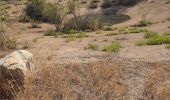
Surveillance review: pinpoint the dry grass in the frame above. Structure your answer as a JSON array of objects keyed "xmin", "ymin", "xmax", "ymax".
[
  {"xmin": 143, "ymin": 65, "xmax": 170, "ymax": 100},
  {"xmin": 16, "ymin": 59, "xmax": 128, "ymax": 100}
]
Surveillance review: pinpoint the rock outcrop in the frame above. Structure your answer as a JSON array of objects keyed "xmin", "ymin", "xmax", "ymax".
[{"xmin": 0, "ymin": 50, "xmax": 34, "ymax": 99}]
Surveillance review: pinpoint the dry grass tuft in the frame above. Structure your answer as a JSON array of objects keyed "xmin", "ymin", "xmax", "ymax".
[
  {"xmin": 143, "ymin": 65, "xmax": 170, "ymax": 100},
  {"xmin": 16, "ymin": 60, "xmax": 128, "ymax": 100}
]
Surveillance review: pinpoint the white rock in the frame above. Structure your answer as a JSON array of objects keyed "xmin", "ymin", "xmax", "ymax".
[{"xmin": 0, "ymin": 50, "xmax": 34, "ymax": 73}]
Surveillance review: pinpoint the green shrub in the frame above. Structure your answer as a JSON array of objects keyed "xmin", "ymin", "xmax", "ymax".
[
  {"xmin": 25, "ymin": 0, "xmax": 46, "ymax": 21},
  {"xmin": 165, "ymin": 44, "xmax": 170, "ymax": 49},
  {"xmin": 135, "ymin": 20, "xmax": 152, "ymax": 27},
  {"xmin": 87, "ymin": 43, "xmax": 99, "ymax": 50},
  {"xmin": 163, "ymin": 32, "xmax": 170, "ymax": 36},
  {"xmin": 18, "ymin": 15, "xmax": 31, "ymax": 22},
  {"xmin": 77, "ymin": 32, "xmax": 89, "ymax": 38},
  {"xmin": 106, "ymin": 32, "xmax": 118, "ymax": 36},
  {"xmin": 103, "ymin": 42, "xmax": 122, "ymax": 53},
  {"xmin": 128, "ymin": 28, "xmax": 143, "ymax": 33},
  {"xmin": 65, "ymin": 29, "xmax": 78, "ymax": 34},
  {"xmin": 44, "ymin": 29, "xmax": 60, "ymax": 36},
  {"xmin": 96, "ymin": 31, "xmax": 102, "ymax": 34},
  {"xmin": 65, "ymin": 34, "xmax": 77, "ymax": 41},
  {"xmin": 144, "ymin": 31, "xmax": 159, "ymax": 38},
  {"xmin": 104, "ymin": 26, "xmax": 112, "ymax": 31},
  {"xmin": 146, "ymin": 36, "xmax": 170, "ymax": 45},
  {"xmin": 63, "ymin": 14, "xmax": 103, "ymax": 31},
  {"xmin": 136, "ymin": 40, "xmax": 147, "ymax": 46}
]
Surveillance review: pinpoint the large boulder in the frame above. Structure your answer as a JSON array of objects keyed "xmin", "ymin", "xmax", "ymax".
[{"xmin": 0, "ymin": 50, "xmax": 34, "ymax": 99}]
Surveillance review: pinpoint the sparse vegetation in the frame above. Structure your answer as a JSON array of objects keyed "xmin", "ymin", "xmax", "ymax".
[
  {"xmin": 87, "ymin": 43, "xmax": 99, "ymax": 50},
  {"xmin": 44, "ymin": 29, "xmax": 61, "ymax": 36},
  {"xmin": 163, "ymin": 31, "xmax": 170, "ymax": 36},
  {"xmin": 144, "ymin": 31, "xmax": 159, "ymax": 38},
  {"xmin": 165, "ymin": 44, "xmax": 170, "ymax": 49},
  {"xmin": 103, "ymin": 42, "xmax": 122, "ymax": 52},
  {"xmin": 0, "ymin": 4, "xmax": 17, "ymax": 50},
  {"xmin": 104, "ymin": 26, "xmax": 113, "ymax": 31}
]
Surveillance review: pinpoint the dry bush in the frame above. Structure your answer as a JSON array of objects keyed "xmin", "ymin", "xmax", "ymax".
[
  {"xmin": 16, "ymin": 60, "xmax": 128, "ymax": 100},
  {"xmin": 143, "ymin": 65, "xmax": 170, "ymax": 100},
  {"xmin": 0, "ymin": 3, "xmax": 17, "ymax": 50}
]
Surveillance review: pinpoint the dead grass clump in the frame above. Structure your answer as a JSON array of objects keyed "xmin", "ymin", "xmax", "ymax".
[
  {"xmin": 143, "ymin": 65, "xmax": 170, "ymax": 100},
  {"xmin": 16, "ymin": 61, "xmax": 128, "ymax": 100}
]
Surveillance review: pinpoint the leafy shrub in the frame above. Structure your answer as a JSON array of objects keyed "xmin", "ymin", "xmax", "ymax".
[
  {"xmin": 77, "ymin": 32, "xmax": 89, "ymax": 38},
  {"xmin": 18, "ymin": 15, "xmax": 31, "ymax": 22},
  {"xmin": 165, "ymin": 44, "xmax": 170, "ymax": 49},
  {"xmin": 163, "ymin": 32, "xmax": 170, "ymax": 36},
  {"xmin": 146, "ymin": 36, "xmax": 170, "ymax": 45},
  {"xmin": 144, "ymin": 31, "xmax": 159, "ymax": 38},
  {"xmin": 44, "ymin": 29, "xmax": 60, "ymax": 36},
  {"xmin": 43, "ymin": 3, "xmax": 66, "ymax": 31},
  {"xmin": 106, "ymin": 32, "xmax": 118, "ymax": 36},
  {"xmin": 104, "ymin": 26, "xmax": 113, "ymax": 31},
  {"xmin": 25, "ymin": 0, "xmax": 46, "ymax": 21},
  {"xmin": 136, "ymin": 40, "xmax": 147, "ymax": 46},
  {"xmin": 127, "ymin": 28, "xmax": 143, "ymax": 33},
  {"xmin": 87, "ymin": 43, "xmax": 99, "ymax": 50},
  {"xmin": 103, "ymin": 42, "xmax": 122, "ymax": 52},
  {"xmin": 65, "ymin": 34, "xmax": 77, "ymax": 41},
  {"xmin": 63, "ymin": 14, "xmax": 103, "ymax": 32},
  {"xmin": 64, "ymin": 29, "xmax": 78, "ymax": 34},
  {"xmin": 135, "ymin": 20, "xmax": 152, "ymax": 27}
]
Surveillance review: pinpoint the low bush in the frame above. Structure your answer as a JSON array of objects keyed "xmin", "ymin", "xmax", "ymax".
[
  {"xmin": 106, "ymin": 32, "xmax": 118, "ymax": 36},
  {"xmin": 144, "ymin": 31, "xmax": 159, "ymax": 38},
  {"xmin": 163, "ymin": 31, "xmax": 170, "ymax": 36},
  {"xmin": 103, "ymin": 42, "xmax": 122, "ymax": 53},
  {"xmin": 127, "ymin": 28, "xmax": 144, "ymax": 33},
  {"xmin": 0, "ymin": 35, "xmax": 17, "ymax": 50},
  {"xmin": 136, "ymin": 40, "xmax": 147, "ymax": 46},
  {"xmin": 165, "ymin": 44, "xmax": 170, "ymax": 49},
  {"xmin": 44, "ymin": 29, "xmax": 60, "ymax": 36},
  {"xmin": 18, "ymin": 15, "xmax": 31, "ymax": 22},
  {"xmin": 25, "ymin": 0, "xmax": 46, "ymax": 21},
  {"xmin": 63, "ymin": 14, "xmax": 103, "ymax": 32},
  {"xmin": 135, "ymin": 20, "xmax": 152, "ymax": 27},
  {"xmin": 65, "ymin": 34, "xmax": 77, "ymax": 41},
  {"xmin": 77, "ymin": 32, "xmax": 89, "ymax": 38},
  {"xmin": 143, "ymin": 36, "xmax": 170, "ymax": 45},
  {"xmin": 87, "ymin": 43, "xmax": 99, "ymax": 50},
  {"xmin": 104, "ymin": 26, "xmax": 113, "ymax": 31}
]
